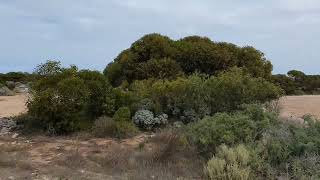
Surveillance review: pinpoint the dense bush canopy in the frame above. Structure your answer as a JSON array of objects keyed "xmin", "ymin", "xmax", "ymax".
[
  {"xmin": 104, "ymin": 33, "xmax": 273, "ymax": 86},
  {"xmin": 131, "ymin": 68, "xmax": 282, "ymax": 123},
  {"xmin": 27, "ymin": 61, "xmax": 108, "ymax": 134}
]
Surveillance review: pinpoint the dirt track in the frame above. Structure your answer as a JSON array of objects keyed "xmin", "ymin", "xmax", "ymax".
[{"xmin": 0, "ymin": 94, "xmax": 28, "ymax": 118}]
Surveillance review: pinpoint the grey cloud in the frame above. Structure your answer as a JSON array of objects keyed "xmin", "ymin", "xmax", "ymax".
[{"xmin": 0, "ymin": 0, "xmax": 319, "ymax": 74}]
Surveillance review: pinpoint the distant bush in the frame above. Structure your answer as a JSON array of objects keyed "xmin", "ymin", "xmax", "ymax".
[
  {"xmin": 205, "ymin": 144, "xmax": 251, "ymax": 180},
  {"xmin": 6, "ymin": 81, "xmax": 15, "ymax": 90}
]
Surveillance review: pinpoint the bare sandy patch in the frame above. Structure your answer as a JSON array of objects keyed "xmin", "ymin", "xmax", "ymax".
[
  {"xmin": 279, "ymin": 95, "xmax": 320, "ymax": 121},
  {"xmin": 0, "ymin": 94, "xmax": 28, "ymax": 118}
]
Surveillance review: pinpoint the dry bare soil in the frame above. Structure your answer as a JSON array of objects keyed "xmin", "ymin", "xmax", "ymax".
[
  {"xmin": 279, "ymin": 95, "xmax": 320, "ymax": 121},
  {"xmin": 0, "ymin": 94, "xmax": 28, "ymax": 118},
  {"xmin": 0, "ymin": 95, "xmax": 320, "ymax": 179}
]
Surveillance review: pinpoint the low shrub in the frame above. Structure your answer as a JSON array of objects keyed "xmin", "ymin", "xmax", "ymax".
[
  {"xmin": 186, "ymin": 104, "xmax": 276, "ymax": 157},
  {"xmin": 92, "ymin": 116, "xmax": 117, "ymax": 138},
  {"xmin": 113, "ymin": 107, "xmax": 131, "ymax": 122},
  {"xmin": 290, "ymin": 154, "xmax": 320, "ymax": 179},
  {"xmin": 92, "ymin": 116, "xmax": 138, "ymax": 138},
  {"xmin": 204, "ymin": 144, "xmax": 251, "ymax": 180},
  {"xmin": 115, "ymin": 121, "xmax": 139, "ymax": 138},
  {"xmin": 251, "ymin": 118, "xmax": 320, "ymax": 179}
]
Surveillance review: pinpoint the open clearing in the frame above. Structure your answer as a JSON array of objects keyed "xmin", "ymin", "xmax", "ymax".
[{"xmin": 279, "ymin": 95, "xmax": 320, "ymax": 120}]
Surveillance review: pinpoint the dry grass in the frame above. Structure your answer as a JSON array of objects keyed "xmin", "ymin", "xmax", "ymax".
[{"xmin": 86, "ymin": 129, "xmax": 204, "ymax": 180}]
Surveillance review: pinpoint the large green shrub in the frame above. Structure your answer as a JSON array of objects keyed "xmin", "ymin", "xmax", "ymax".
[
  {"xmin": 104, "ymin": 34, "xmax": 273, "ymax": 86},
  {"xmin": 28, "ymin": 77, "xmax": 89, "ymax": 134},
  {"xmin": 205, "ymin": 144, "xmax": 251, "ymax": 180},
  {"xmin": 78, "ymin": 70, "xmax": 108, "ymax": 119},
  {"xmin": 204, "ymin": 68, "xmax": 283, "ymax": 113},
  {"xmin": 131, "ymin": 68, "xmax": 282, "ymax": 123}
]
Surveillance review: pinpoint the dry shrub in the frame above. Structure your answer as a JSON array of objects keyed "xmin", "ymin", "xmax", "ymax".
[
  {"xmin": 144, "ymin": 129, "xmax": 186, "ymax": 162},
  {"xmin": 264, "ymin": 99, "xmax": 282, "ymax": 114},
  {"xmin": 87, "ymin": 129, "xmax": 203, "ymax": 179},
  {"xmin": 0, "ymin": 150, "xmax": 33, "ymax": 171},
  {"xmin": 57, "ymin": 140, "xmax": 86, "ymax": 169}
]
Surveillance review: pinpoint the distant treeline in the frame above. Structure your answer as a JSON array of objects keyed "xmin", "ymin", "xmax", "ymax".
[
  {"xmin": 0, "ymin": 72, "xmax": 37, "ymax": 84},
  {"xmin": 273, "ymin": 70, "xmax": 320, "ymax": 95}
]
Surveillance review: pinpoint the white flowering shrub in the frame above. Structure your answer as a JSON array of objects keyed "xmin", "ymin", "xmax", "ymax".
[{"xmin": 133, "ymin": 110, "xmax": 168, "ymax": 129}]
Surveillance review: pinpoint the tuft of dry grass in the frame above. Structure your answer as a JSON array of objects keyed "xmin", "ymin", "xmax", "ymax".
[{"xmin": 86, "ymin": 129, "xmax": 204, "ymax": 179}]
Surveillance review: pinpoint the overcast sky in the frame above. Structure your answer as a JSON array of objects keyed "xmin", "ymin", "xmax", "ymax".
[{"xmin": 0, "ymin": 0, "xmax": 319, "ymax": 74}]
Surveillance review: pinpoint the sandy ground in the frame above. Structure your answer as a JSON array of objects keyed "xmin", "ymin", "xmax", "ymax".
[
  {"xmin": 0, "ymin": 94, "xmax": 28, "ymax": 118},
  {"xmin": 279, "ymin": 95, "xmax": 320, "ymax": 120}
]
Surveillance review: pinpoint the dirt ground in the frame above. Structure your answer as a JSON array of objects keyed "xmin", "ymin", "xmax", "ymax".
[
  {"xmin": 0, "ymin": 94, "xmax": 28, "ymax": 118},
  {"xmin": 279, "ymin": 95, "xmax": 320, "ymax": 121}
]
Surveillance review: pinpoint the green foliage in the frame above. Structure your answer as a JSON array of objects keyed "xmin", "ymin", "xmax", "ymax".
[
  {"xmin": 78, "ymin": 70, "xmax": 108, "ymax": 118},
  {"xmin": 205, "ymin": 144, "xmax": 251, "ymax": 180},
  {"xmin": 35, "ymin": 60, "xmax": 62, "ymax": 76},
  {"xmin": 26, "ymin": 61, "xmax": 113, "ymax": 134},
  {"xmin": 273, "ymin": 70, "xmax": 320, "ymax": 95},
  {"xmin": 0, "ymin": 72, "xmax": 36, "ymax": 84},
  {"xmin": 131, "ymin": 68, "xmax": 282, "ymax": 123},
  {"xmin": 113, "ymin": 107, "xmax": 131, "ymax": 122},
  {"xmin": 115, "ymin": 121, "xmax": 139, "ymax": 138},
  {"xmin": 186, "ymin": 105, "xmax": 277, "ymax": 157},
  {"xmin": 251, "ymin": 117, "xmax": 320, "ymax": 179},
  {"xmin": 28, "ymin": 76, "xmax": 89, "ymax": 134},
  {"xmin": 204, "ymin": 68, "xmax": 283, "ymax": 113},
  {"xmin": 104, "ymin": 34, "xmax": 274, "ymax": 86}
]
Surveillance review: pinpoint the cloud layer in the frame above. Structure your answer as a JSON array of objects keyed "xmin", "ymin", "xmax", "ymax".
[{"xmin": 0, "ymin": 0, "xmax": 319, "ymax": 74}]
